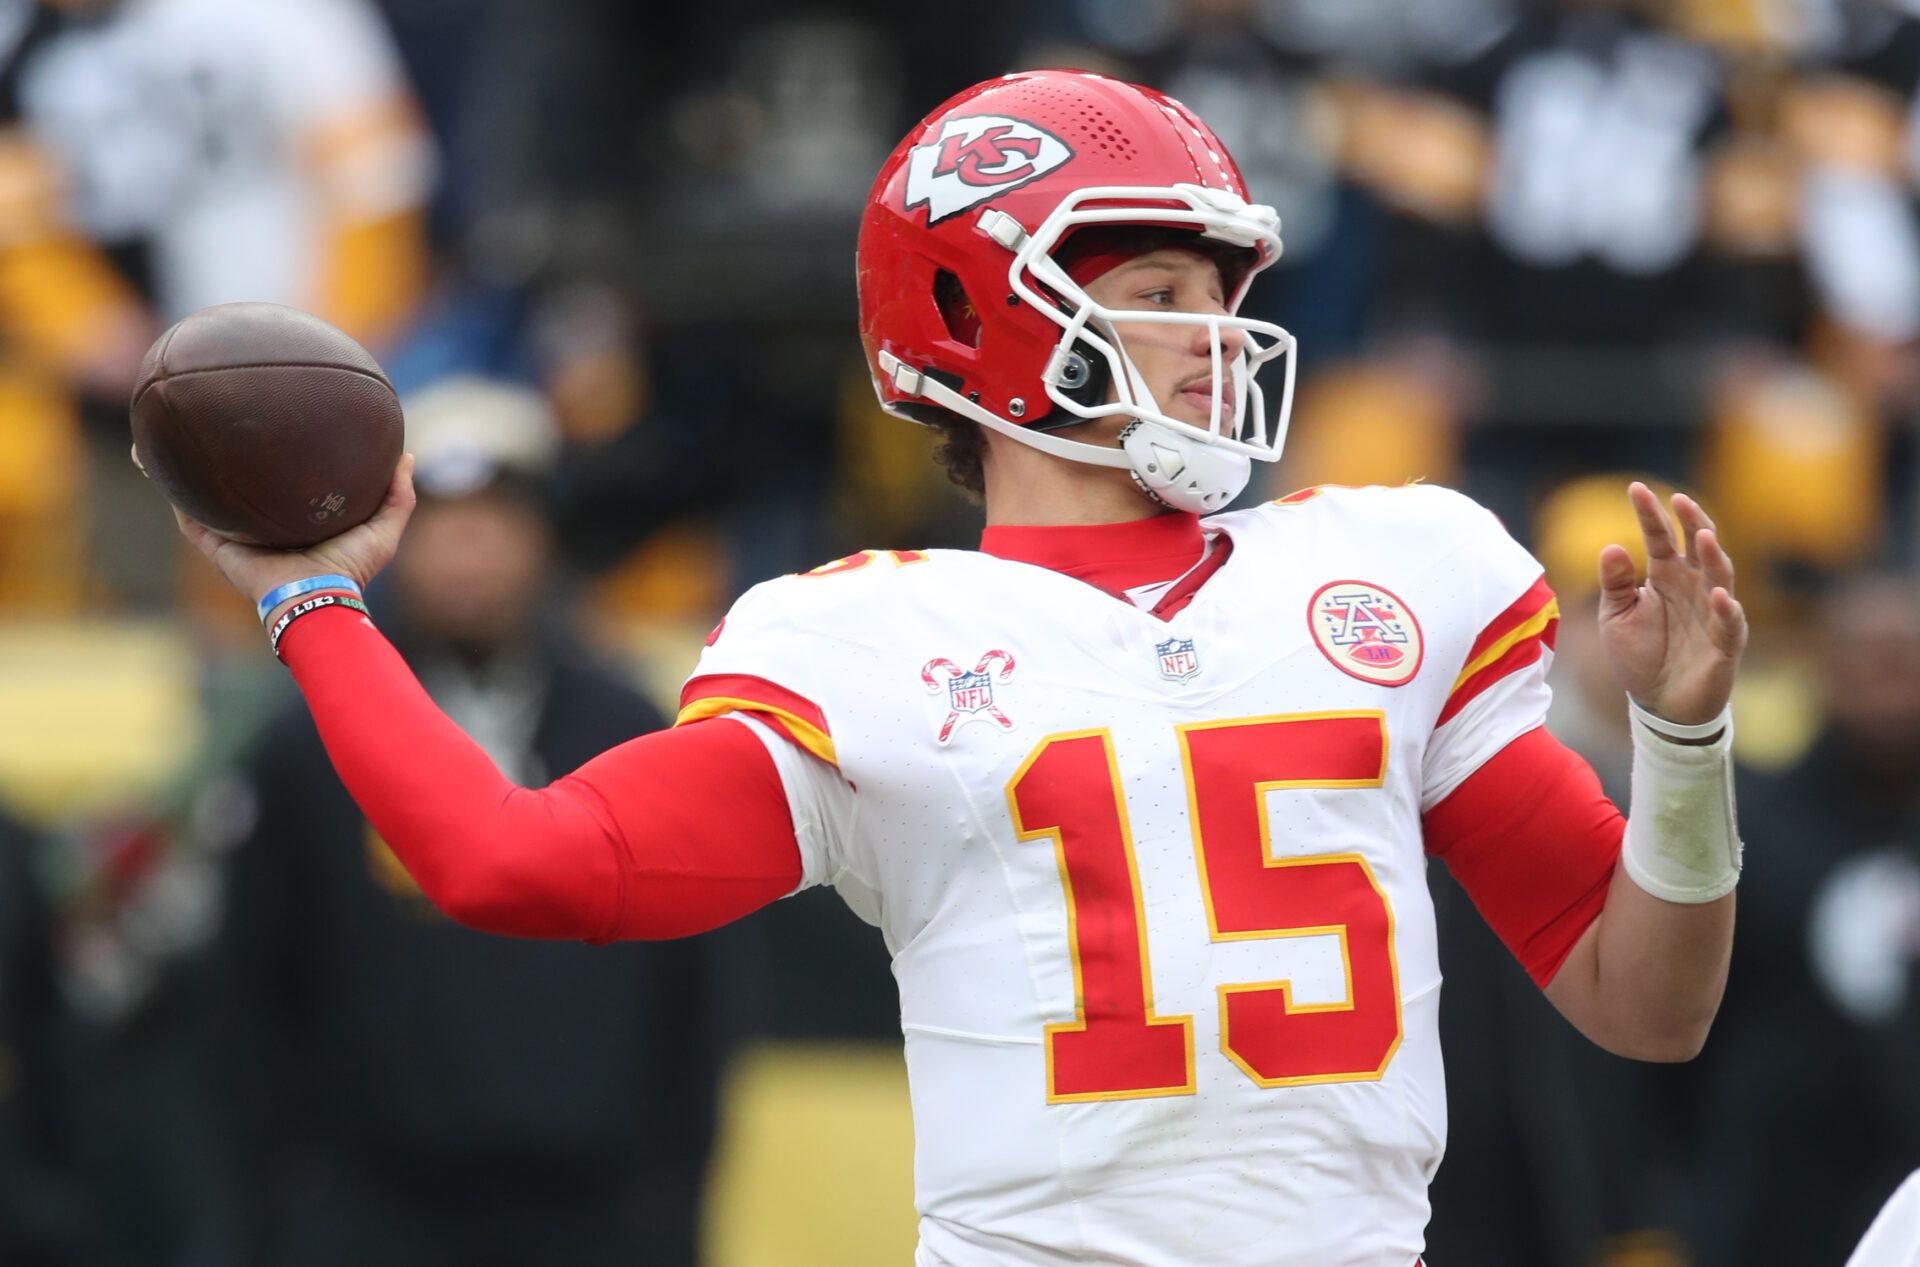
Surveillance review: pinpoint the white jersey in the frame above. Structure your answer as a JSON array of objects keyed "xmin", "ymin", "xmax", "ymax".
[{"xmin": 679, "ymin": 484, "xmax": 1562, "ymax": 1267}]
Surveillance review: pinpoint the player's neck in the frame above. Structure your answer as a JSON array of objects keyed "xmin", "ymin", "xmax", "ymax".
[
  {"xmin": 979, "ymin": 436, "xmax": 1163, "ymax": 527},
  {"xmin": 976, "ymin": 438, "xmax": 1209, "ymax": 591}
]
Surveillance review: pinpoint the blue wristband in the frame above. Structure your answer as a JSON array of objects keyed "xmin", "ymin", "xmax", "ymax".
[{"xmin": 256, "ymin": 574, "xmax": 362, "ymax": 624}]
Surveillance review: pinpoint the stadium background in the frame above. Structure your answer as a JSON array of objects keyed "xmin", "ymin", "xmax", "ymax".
[{"xmin": 2, "ymin": 0, "xmax": 1919, "ymax": 1263}]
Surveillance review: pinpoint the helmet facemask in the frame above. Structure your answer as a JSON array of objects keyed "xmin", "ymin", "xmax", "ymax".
[{"xmin": 883, "ymin": 182, "xmax": 1296, "ymax": 514}]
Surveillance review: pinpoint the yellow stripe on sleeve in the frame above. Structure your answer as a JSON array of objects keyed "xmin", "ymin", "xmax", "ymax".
[
  {"xmin": 1448, "ymin": 599, "xmax": 1560, "ymax": 697},
  {"xmin": 674, "ymin": 696, "xmax": 838, "ymax": 767}
]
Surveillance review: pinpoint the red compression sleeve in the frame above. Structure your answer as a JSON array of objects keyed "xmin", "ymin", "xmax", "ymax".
[
  {"xmin": 278, "ymin": 605, "xmax": 803, "ymax": 941},
  {"xmin": 1423, "ymin": 726, "xmax": 1623, "ymax": 987}
]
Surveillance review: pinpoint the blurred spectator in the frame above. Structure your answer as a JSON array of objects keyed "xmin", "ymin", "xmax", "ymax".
[
  {"xmin": 1685, "ymin": 572, "xmax": 1920, "ymax": 1265},
  {"xmin": 194, "ymin": 381, "xmax": 718, "ymax": 1267},
  {"xmin": 1114, "ymin": 0, "xmax": 1374, "ymax": 354},
  {"xmin": 0, "ymin": 803, "xmax": 96, "ymax": 1265},
  {"xmin": 376, "ymin": 279, "xmax": 744, "ymax": 628},
  {"xmin": 1780, "ymin": 3, "xmax": 1920, "ymax": 558},
  {"xmin": 19, "ymin": 0, "xmax": 433, "ymax": 342},
  {"xmin": 8, "ymin": 0, "xmax": 433, "ymax": 612},
  {"xmin": 1785, "ymin": 3, "xmax": 1920, "ymax": 390},
  {"xmin": 1701, "ymin": 358, "xmax": 1885, "ymax": 605},
  {"xmin": 1364, "ymin": 0, "xmax": 1759, "ymax": 526},
  {"xmin": 0, "ymin": 2, "xmax": 149, "ymax": 613},
  {"xmin": 530, "ymin": 284, "xmax": 734, "ymax": 578}
]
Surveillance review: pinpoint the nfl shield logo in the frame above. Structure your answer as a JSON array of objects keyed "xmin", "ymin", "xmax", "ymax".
[
  {"xmin": 921, "ymin": 650, "xmax": 1018, "ymax": 745},
  {"xmin": 1156, "ymin": 637, "xmax": 1200, "ymax": 682},
  {"xmin": 948, "ymin": 670, "xmax": 995, "ymax": 714}
]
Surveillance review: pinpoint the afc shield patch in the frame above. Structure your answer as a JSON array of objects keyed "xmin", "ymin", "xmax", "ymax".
[
  {"xmin": 1308, "ymin": 580, "xmax": 1424, "ymax": 687},
  {"xmin": 1156, "ymin": 637, "xmax": 1200, "ymax": 681}
]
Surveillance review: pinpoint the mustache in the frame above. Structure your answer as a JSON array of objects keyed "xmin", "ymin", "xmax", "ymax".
[{"xmin": 1174, "ymin": 370, "xmax": 1235, "ymax": 401}]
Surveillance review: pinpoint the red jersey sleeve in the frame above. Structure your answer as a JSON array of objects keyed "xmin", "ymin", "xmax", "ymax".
[
  {"xmin": 277, "ymin": 604, "xmax": 802, "ymax": 941},
  {"xmin": 1423, "ymin": 726, "xmax": 1623, "ymax": 987}
]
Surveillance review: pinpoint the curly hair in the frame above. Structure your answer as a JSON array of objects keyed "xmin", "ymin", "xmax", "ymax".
[{"xmin": 926, "ymin": 413, "xmax": 988, "ymax": 502}]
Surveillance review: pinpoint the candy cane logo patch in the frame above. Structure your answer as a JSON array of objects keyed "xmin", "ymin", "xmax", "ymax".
[
  {"xmin": 904, "ymin": 115, "xmax": 1073, "ymax": 224},
  {"xmin": 1309, "ymin": 580, "xmax": 1424, "ymax": 687},
  {"xmin": 921, "ymin": 649, "xmax": 1017, "ymax": 744}
]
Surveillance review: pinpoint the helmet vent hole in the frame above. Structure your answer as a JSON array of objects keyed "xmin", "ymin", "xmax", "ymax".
[{"xmin": 934, "ymin": 270, "xmax": 981, "ymax": 348}]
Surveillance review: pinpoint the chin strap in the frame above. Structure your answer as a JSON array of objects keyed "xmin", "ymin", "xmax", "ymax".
[
  {"xmin": 878, "ymin": 351, "xmax": 1252, "ymax": 513},
  {"xmin": 1118, "ymin": 420, "xmax": 1251, "ymax": 513}
]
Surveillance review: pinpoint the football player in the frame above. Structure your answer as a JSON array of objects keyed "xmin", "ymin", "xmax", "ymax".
[{"xmin": 174, "ymin": 70, "xmax": 1744, "ymax": 1267}]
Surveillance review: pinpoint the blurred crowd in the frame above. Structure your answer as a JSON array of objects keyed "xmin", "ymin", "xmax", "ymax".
[{"xmin": 2, "ymin": 0, "xmax": 1920, "ymax": 1263}]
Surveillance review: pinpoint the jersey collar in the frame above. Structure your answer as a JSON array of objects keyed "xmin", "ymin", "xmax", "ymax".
[{"xmin": 978, "ymin": 511, "xmax": 1219, "ymax": 615}]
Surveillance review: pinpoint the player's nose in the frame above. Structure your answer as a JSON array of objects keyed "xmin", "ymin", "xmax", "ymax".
[{"xmin": 1188, "ymin": 313, "xmax": 1245, "ymax": 361}]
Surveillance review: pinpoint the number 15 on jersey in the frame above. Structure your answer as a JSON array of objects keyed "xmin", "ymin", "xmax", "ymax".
[{"xmin": 1005, "ymin": 713, "xmax": 1403, "ymax": 1102}]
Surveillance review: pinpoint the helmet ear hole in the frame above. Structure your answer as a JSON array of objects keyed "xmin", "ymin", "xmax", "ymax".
[
  {"xmin": 1057, "ymin": 341, "xmax": 1110, "ymax": 409},
  {"xmin": 934, "ymin": 270, "xmax": 981, "ymax": 347},
  {"xmin": 1030, "ymin": 338, "xmax": 1114, "ymax": 432}
]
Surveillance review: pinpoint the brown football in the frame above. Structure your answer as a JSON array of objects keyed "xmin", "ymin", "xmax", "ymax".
[{"xmin": 130, "ymin": 302, "xmax": 404, "ymax": 549}]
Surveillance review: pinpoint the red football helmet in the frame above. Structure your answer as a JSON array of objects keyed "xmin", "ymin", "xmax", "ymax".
[{"xmin": 857, "ymin": 69, "xmax": 1295, "ymax": 512}]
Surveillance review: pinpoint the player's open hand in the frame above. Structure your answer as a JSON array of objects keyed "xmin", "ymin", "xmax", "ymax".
[
  {"xmin": 1596, "ymin": 482, "xmax": 1747, "ymax": 727},
  {"xmin": 171, "ymin": 454, "xmax": 417, "ymax": 618}
]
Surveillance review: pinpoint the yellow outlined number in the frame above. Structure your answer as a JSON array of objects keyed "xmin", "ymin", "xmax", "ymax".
[
  {"xmin": 1008, "ymin": 714, "xmax": 1401, "ymax": 1101},
  {"xmin": 1007, "ymin": 731, "xmax": 1195, "ymax": 1102}
]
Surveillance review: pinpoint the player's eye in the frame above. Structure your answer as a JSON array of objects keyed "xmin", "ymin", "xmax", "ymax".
[{"xmin": 1136, "ymin": 287, "xmax": 1175, "ymax": 306}]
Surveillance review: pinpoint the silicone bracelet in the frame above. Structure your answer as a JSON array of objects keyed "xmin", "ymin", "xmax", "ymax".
[
  {"xmin": 269, "ymin": 593, "xmax": 369, "ymax": 660},
  {"xmin": 256, "ymin": 574, "xmax": 363, "ymax": 625}
]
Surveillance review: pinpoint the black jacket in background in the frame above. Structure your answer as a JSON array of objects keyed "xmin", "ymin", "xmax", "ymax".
[
  {"xmin": 198, "ymin": 641, "xmax": 718, "ymax": 1267},
  {"xmin": 1684, "ymin": 737, "xmax": 1920, "ymax": 1267},
  {"xmin": 0, "ymin": 807, "xmax": 94, "ymax": 1266}
]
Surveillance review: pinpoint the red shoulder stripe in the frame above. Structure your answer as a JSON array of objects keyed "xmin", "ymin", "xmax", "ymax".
[
  {"xmin": 1436, "ymin": 620, "xmax": 1557, "ymax": 726},
  {"xmin": 1463, "ymin": 575, "xmax": 1556, "ymax": 667},
  {"xmin": 676, "ymin": 673, "xmax": 836, "ymax": 766},
  {"xmin": 1437, "ymin": 577, "xmax": 1559, "ymax": 727}
]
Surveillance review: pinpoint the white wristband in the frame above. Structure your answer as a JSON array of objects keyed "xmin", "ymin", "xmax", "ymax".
[{"xmin": 1621, "ymin": 699, "xmax": 1742, "ymax": 904}]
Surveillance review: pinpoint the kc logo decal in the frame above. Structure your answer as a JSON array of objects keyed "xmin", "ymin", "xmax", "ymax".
[
  {"xmin": 921, "ymin": 649, "xmax": 1017, "ymax": 744},
  {"xmin": 1308, "ymin": 580, "xmax": 1424, "ymax": 687},
  {"xmin": 904, "ymin": 115, "xmax": 1073, "ymax": 224}
]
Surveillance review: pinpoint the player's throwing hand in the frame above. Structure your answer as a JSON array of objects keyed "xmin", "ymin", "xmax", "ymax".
[
  {"xmin": 1596, "ymin": 481, "xmax": 1748, "ymax": 728},
  {"xmin": 172, "ymin": 454, "xmax": 418, "ymax": 623}
]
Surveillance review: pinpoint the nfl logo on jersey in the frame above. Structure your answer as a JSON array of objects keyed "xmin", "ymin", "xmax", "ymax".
[
  {"xmin": 949, "ymin": 670, "xmax": 993, "ymax": 712},
  {"xmin": 1156, "ymin": 637, "xmax": 1200, "ymax": 681},
  {"xmin": 921, "ymin": 650, "xmax": 1018, "ymax": 744}
]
